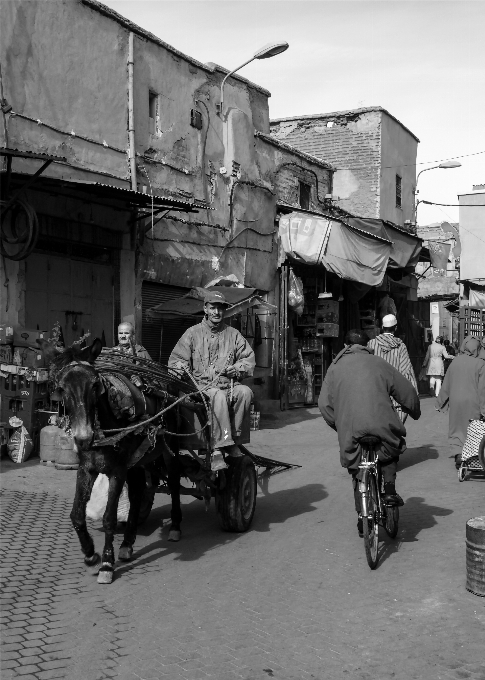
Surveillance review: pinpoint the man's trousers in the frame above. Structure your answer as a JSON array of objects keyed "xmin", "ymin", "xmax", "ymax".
[{"xmin": 203, "ymin": 384, "xmax": 253, "ymax": 449}]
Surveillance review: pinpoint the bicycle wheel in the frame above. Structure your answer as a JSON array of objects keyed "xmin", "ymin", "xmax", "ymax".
[
  {"xmin": 384, "ymin": 505, "xmax": 399, "ymax": 538},
  {"xmin": 363, "ymin": 473, "xmax": 379, "ymax": 569}
]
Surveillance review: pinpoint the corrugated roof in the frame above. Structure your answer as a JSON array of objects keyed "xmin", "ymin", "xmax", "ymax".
[
  {"xmin": 270, "ymin": 106, "xmax": 420, "ymax": 143},
  {"xmin": 255, "ymin": 131, "xmax": 334, "ymax": 171},
  {"xmin": 0, "ymin": 147, "xmax": 67, "ymax": 162}
]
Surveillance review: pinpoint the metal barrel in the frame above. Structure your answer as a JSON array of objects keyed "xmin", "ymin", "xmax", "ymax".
[{"xmin": 466, "ymin": 517, "xmax": 485, "ymax": 597}]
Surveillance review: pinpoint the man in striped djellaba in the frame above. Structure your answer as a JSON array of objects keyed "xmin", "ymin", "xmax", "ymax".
[{"xmin": 367, "ymin": 314, "xmax": 417, "ymax": 422}]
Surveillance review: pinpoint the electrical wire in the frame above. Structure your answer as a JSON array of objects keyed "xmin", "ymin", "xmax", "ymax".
[
  {"xmin": 335, "ymin": 149, "xmax": 485, "ymax": 171},
  {"xmin": 421, "ymin": 200, "xmax": 484, "ymax": 207}
]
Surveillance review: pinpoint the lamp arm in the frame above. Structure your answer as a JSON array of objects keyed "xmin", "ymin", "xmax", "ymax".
[{"xmin": 220, "ymin": 56, "xmax": 256, "ymax": 114}]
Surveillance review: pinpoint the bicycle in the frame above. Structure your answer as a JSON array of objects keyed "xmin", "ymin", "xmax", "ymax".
[{"xmin": 357, "ymin": 435, "xmax": 400, "ymax": 569}]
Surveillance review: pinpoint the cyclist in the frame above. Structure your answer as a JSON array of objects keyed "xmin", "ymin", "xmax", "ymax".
[{"xmin": 318, "ymin": 329, "xmax": 420, "ymax": 534}]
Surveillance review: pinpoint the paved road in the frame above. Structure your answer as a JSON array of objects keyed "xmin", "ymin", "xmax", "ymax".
[{"xmin": 1, "ymin": 398, "xmax": 484, "ymax": 680}]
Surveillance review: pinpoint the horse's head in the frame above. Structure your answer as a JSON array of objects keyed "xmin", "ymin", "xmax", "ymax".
[{"xmin": 39, "ymin": 338, "xmax": 103, "ymax": 451}]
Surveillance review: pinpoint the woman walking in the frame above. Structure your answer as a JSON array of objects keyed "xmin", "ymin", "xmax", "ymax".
[
  {"xmin": 437, "ymin": 336, "xmax": 485, "ymax": 466},
  {"xmin": 422, "ymin": 336, "xmax": 454, "ymax": 396}
]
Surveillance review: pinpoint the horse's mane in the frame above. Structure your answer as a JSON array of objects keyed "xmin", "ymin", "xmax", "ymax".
[{"xmin": 52, "ymin": 345, "xmax": 86, "ymax": 368}]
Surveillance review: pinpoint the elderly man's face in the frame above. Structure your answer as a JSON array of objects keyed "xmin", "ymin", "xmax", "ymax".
[
  {"xmin": 204, "ymin": 302, "xmax": 225, "ymax": 325},
  {"xmin": 118, "ymin": 324, "xmax": 134, "ymax": 347}
]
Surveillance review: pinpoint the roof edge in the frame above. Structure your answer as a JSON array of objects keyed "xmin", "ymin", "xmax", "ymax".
[
  {"xmin": 205, "ymin": 63, "xmax": 271, "ymax": 97},
  {"xmin": 270, "ymin": 106, "xmax": 420, "ymax": 143},
  {"xmin": 255, "ymin": 131, "xmax": 335, "ymax": 171},
  {"xmin": 80, "ymin": 1, "xmax": 271, "ymax": 97}
]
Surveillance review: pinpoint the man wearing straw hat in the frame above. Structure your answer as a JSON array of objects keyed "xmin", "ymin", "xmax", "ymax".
[{"xmin": 168, "ymin": 290, "xmax": 255, "ymax": 471}]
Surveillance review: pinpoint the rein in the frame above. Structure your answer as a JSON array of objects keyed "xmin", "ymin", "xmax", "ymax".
[{"xmin": 53, "ymin": 359, "xmax": 220, "ymax": 448}]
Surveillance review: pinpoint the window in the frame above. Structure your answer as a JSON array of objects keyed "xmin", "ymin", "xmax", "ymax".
[
  {"xmin": 396, "ymin": 174, "xmax": 402, "ymax": 208},
  {"xmin": 299, "ymin": 181, "xmax": 311, "ymax": 210},
  {"xmin": 148, "ymin": 91, "xmax": 158, "ymax": 135}
]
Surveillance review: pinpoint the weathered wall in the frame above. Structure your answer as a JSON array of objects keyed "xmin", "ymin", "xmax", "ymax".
[
  {"xmin": 270, "ymin": 107, "xmax": 418, "ymax": 225},
  {"xmin": 270, "ymin": 109, "xmax": 382, "ymax": 218},
  {"xmin": 0, "ymin": 0, "xmax": 285, "ymax": 338}
]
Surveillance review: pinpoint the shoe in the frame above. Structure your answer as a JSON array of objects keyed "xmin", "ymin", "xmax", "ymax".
[
  {"xmin": 382, "ymin": 483, "xmax": 405, "ymax": 507},
  {"xmin": 454, "ymin": 454, "xmax": 462, "ymax": 470},
  {"xmin": 357, "ymin": 515, "xmax": 364, "ymax": 538},
  {"xmin": 210, "ymin": 450, "xmax": 228, "ymax": 472},
  {"xmin": 225, "ymin": 444, "xmax": 244, "ymax": 458}
]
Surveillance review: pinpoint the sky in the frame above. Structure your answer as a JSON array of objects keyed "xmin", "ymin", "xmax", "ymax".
[{"xmin": 103, "ymin": 0, "xmax": 485, "ymax": 226}]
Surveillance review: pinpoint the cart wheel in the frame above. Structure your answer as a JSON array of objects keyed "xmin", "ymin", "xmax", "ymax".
[
  {"xmin": 457, "ymin": 466, "xmax": 467, "ymax": 483},
  {"xmin": 478, "ymin": 435, "xmax": 485, "ymax": 471},
  {"xmin": 137, "ymin": 485, "xmax": 156, "ymax": 525},
  {"xmin": 216, "ymin": 455, "xmax": 257, "ymax": 532}
]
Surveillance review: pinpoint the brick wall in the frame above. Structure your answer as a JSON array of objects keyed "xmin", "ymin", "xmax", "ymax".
[{"xmin": 271, "ymin": 110, "xmax": 383, "ymax": 218}]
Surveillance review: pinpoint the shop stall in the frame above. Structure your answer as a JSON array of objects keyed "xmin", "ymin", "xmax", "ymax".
[{"xmin": 277, "ymin": 211, "xmax": 424, "ymax": 409}]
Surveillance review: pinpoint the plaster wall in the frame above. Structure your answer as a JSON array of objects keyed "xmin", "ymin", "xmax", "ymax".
[
  {"xmin": 459, "ymin": 191, "xmax": 485, "ymax": 282},
  {"xmin": 380, "ymin": 114, "xmax": 418, "ymax": 225}
]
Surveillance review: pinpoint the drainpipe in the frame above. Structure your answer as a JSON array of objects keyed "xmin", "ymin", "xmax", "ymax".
[{"xmin": 128, "ymin": 32, "xmax": 137, "ymax": 191}]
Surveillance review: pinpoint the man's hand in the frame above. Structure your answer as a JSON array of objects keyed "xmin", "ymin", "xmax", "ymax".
[
  {"xmin": 223, "ymin": 365, "xmax": 238, "ymax": 379},
  {"xmin": 169, "ymin": 361, "xmax": 187, "ymax": 377}
]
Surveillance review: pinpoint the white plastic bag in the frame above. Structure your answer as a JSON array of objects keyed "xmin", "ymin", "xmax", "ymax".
[{"xmin": 86, "ymin": 474, "xmax": 130, "ymax": 522}]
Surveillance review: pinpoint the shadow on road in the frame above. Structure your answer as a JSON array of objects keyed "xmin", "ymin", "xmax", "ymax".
[
  {"xmin": 399, "ymin": 445, "xmax": 439, "ymax": 471},
  {"xmin": 115, "ymin": 482, "xmax": 327, "ymax": 576},
  {"xmin": 258, "ymin": 408, "xmax": 322, "ymax": 430},
  {"xmin": 377, "ymin": 495, "xmax": 453, "ymax": 567}
]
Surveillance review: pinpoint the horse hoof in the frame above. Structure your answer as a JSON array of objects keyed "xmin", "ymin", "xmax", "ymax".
[
  {"xmin": 97, "ymin": 566, "xmax": 114, "ymax": 584},
  {"xmin": 118, "ymin": 545, "xmax": 133, "ymax": 562},
  {"xmin": 168, "ymin": 529, "xmax": 181, "ymax": 542},
  {"xmin": 84, "ymin": 552, "xmax": 101, "ymax": 569}
]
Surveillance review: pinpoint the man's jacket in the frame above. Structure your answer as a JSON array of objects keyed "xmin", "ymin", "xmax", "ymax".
[
  {"xmin": 168, "ymin": 320, "xmax": 255, "ymax": 388},
  {"xmin": 318, "ymin": 345, "xmax": 420, "ymax": 470}
]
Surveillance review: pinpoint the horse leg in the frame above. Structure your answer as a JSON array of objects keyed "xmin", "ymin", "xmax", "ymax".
[
  {"xmin": 118, "ymin": 467, "xmax": 146, "ymax": 562},
  {"xmin": 166, "ymin": 452, "xmax": 183, "ymax": 542},
  {"xmin": 70, "ymin": 466, "xmax": 100, "ymax": 569},
  {"xmin": 97, "ymin": 472, "xmax": 125, "ymax": 584}
]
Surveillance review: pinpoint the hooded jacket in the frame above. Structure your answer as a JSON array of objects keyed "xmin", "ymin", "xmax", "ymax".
[
  {"xmin": 318, "ymin": 344, "xmax": 420, "ymax": 470},
  {"xmin": 437, "ymin": 336, "xmax": 485, "ymax": 444}
]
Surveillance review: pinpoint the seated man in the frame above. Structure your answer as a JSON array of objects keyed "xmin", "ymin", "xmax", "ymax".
[
  {"xmin": 318, "ymin": 329, "xmax": 420, "ymax": 534},
  {"xmin": 113, "ymin": 322, "xmax": 151, "ymax": 360},
  {"xmin": 168, "ymin": 290, "xmax": 255, "ymax": 470}
]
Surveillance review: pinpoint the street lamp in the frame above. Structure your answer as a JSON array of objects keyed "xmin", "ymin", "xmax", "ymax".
[
  {"xmin": 414, "ymin": 160, "xmax": 461, "ymax": 226},
  {"xmin": 218, "ymin": 41, "xmax": 289, "ymax": 117}
]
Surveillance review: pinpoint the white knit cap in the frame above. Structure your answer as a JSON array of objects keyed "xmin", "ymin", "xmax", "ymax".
[{"xmin": 382, "ymin": 314, "xmax": 398, "ymax": 328}]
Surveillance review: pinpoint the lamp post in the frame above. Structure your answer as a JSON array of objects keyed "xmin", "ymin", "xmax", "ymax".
[
  {"xmin": 414, "ymin": 160, "xmax": 461, "ymax": 226},
  {"xmin": 218, "ymin": 41, "xmax": 289, "ymax": 117}
]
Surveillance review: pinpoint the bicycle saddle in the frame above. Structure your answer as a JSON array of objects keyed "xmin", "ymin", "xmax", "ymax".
[{"xmin": 358, "ymin": 435, "xmax": 381, "ymax": 446}]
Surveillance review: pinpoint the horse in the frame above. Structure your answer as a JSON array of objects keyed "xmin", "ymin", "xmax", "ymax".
[{"xmin": 39, "ymin": 338, "xmax": 187, "ymax": 584}]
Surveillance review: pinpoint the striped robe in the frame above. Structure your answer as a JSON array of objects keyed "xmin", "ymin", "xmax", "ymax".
[{"xmin": 367, "ymin": 334, "xmax": 418, "ymax": 422}]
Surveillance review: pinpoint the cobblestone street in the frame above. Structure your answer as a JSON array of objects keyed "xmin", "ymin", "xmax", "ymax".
[{"xmin": 1, "ymin": 398, "xmax": 484, "ymax": 680}]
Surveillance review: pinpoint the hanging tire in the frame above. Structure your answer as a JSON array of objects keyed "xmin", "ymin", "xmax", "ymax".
[
  {"xmin": 216, "ymin": 455, "xmax": 257, "ymax": 532},
  {"xmin": 137, "ymin": 485, "xmax": 156, "ymax": 525},
  {"xmin": 384, "ymin": 505, "xmax": 399, "ymax": 539}
]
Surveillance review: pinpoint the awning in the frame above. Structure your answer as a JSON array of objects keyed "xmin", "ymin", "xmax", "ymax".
[
  {"xmin": 1, "ymin": 172, "xmax": 210, "ymax": 213},
  {"xmin": 279, "ymin": 212, "xmax": 422, "ymax": 287},
  {"xmin": 146, "ymin": 286, "xmax": 275, "ymax": 320}
]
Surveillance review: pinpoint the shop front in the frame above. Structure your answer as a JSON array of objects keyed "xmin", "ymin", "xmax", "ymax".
[{"xmin": 276, "ymin": 211, "xmax": 423, "ymax": 409}]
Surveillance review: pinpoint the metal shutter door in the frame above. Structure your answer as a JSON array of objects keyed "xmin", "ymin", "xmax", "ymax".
[{"xmin": 141, "ymin": 281, "xmax": 195, "ymax": 364}]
